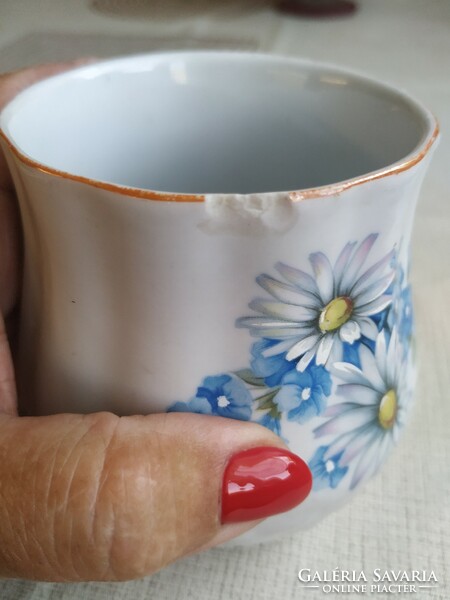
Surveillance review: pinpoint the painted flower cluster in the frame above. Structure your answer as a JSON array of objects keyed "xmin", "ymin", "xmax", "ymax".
[{"xmin": 168, "ymin": 234, "xmax": 414, "ymax": 492}]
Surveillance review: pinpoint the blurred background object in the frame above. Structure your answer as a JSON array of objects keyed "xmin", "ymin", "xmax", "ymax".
[
  {"xmin": 277, "ymin": 0, "xmax": 357, "ymax": 17},
  {"xmin": 91, "ymin": 0, "xmax": 274, "ymax": 20},
  {"xmin": 0, "ymin": 31, "xmax": 259, "ymax": 72},
  {"xmin": 0, "ymin": 1, "xmax": 449, "ymax": 599}
]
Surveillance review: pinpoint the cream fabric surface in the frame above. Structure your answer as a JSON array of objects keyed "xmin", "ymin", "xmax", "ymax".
[{"xmin": 0, "ymin": 1, "xmax": 448, "ymax": 598}]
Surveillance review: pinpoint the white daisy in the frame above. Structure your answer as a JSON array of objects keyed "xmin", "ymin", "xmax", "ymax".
[
  {"xmin": 314, "ymin": 329, "xmax": 412, "ymax": 489},
  {"xmin": 237, "ymin": 234, "xmax": 395, "ymax": 371}
]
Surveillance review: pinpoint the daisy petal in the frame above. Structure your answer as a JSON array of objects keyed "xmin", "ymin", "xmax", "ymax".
[
  {"xmin": 386, "ymin": 328, "xmax": 400, "ymax": 386},
  {"xmin": 328, "ymin": 335, "xmax": 344, "ymax": 363},
  {"xmin": 325, "ymin": 430, "xmax": 358, "ymax": 458},
  {"xmin": 236, "ymin": 316, "xmax": 307, "ymax": 329},
  {"xmin": 350, "ymin": 432, "xmax": 384, "ymax": 489},
  {"xmin": 324, "ymin": 402, "xmax": 360, "ymax": 417},
  {"xmin": 314, "ymin": 405, "xmax": 376, "ymax": 437},
  {"xmin": 309, "ymin": 252, "xmax": 334, "ymax": 304},
  {"xmin": 316, "ymin": 334, "xmax": 335, "ymax": 365},
  {"xmin": 334, "ymin": 242, "xmax": 357, "ymax": 291},
  {"xmin": 261, "ymin": 338, "xmax": 299, "ymax": 358},
  {"xmin": 333, "ymin": 361, "xmax": 379, "ymax": 388},
  {"xmin": 377, "ymin": 431, "xmax": 394, "ymax": 467},
  {"xmin": 286, "ymin": 334, "xmax": 319, "ymax": 360},
  {"xmin": 357, "ymin": 316, "xmax": 379, "ymax": 340},
  {"xmin": 358, "ymin": 344, "xmax": 387, "ymax": 393},
  {"xmin": 340, "ymin": 427, "xmax": 378, "ymax": 466},
  {"xmin": 340, "ymin": 234, "xmax": 378, "ymax": 293},
  {"xmin": 336, "ymin": 383, "xmax": 380, "ymax": 406},
  {"xmin": 249, "ymin": 299, "xmax": 317, "ymax": 322},
  {"xmin": 251, "ymin": 328, "xmax": 313, "ymax": 340},
  {"xmin": 256, "ymin": 274, "xmax": 312, "ymax": 306},
  {"xmin": 296, "ymin": 346, "xmax": 318, "ymax": 372},
  {"xmin": 275, "ymin": 262, "xmax": 321, "ymax": 299},
  {"xmin": 350, "ymin": 248, "xmax": 395, "ymax": 297},
  {"xmin": 354, "ymin": 294, "xmax": 392, "ymax": 317},
  {"xmin": 339, "ymin": 320, "xmax": 361, "ymax": 343},
  {"xmin": 375, "ymin": 330, "xmax": 388, "ymax": 382},
  {"xmin": 392, "ymin": 419, "xmax": 402, "ymax": 443},
  {"xmin": 353, "ymin": 271, "xmax": 396, "ymax": 306}
]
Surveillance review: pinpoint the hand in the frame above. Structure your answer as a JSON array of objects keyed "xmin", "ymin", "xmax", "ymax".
[{"xmin": 0, "ymin": 64, "xmax": 311, "ymax": 581}]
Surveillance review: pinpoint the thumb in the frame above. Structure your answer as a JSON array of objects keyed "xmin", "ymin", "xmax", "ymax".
[{"xmin": 0, "ymin": 411, "xmax": 311, "ymax": 582}]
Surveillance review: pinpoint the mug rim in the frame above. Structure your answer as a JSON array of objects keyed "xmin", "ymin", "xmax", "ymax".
[{"xmin": 0, "ymin": 51, "xmax": 440, "ymax": 203}]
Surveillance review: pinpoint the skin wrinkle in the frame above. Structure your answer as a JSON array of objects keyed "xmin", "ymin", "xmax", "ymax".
[
  {"xmin": 16, "ymin": 425, "xmax": 49, "ymax": 572},
  {"xmin": 92, "ymin": 417, "xmax": 148, "ymax": 580},
  {"xmin": 89, "ymin": 414, "xmax": 121, "ymax": 527},
  {"xmin": 28, "ymin": 427, "xmax": 67, "ymax": 577},
  {"xmin": 140, "ymin": 428, "xmax": 159, "ymax": 578},
  {"xmin": 38, "ymin": 428, "xmax": 74, "ymax": 572},
  {"xmin": 119, "ymin": 425, "xmax": 171, "ymax": 579},
  {"xmin": 0, "ymin": 411, "xmax": 284, "ymax": 580},
  {"xmin": 90, "ymin": 415, "xmax": 122, "ymax": 580},
  {"xmin": 3, "ymin": 500, "xmax": 28, "ymax": 575},
  {"xmin": 72, "ymin": 415, "xmax": 123, "ymax": 579},
  {"xmin": 63, "ymin": 416, "xmax": 117, "ymax": 515},
  {"xmin": 35, "ymin": 418, "xmax": 89, "ymax": 575},
  {"xmin": 0, "ymin": 426, "xmax": 39, "ymax": 577},
  {"xmin": 68, "ymin": 416, "xmax": 123, "ymax": 579},
  {"xmin": 159, "ymin": 422, "xmax": 195, "ymax": 563},
  {"xmin": 58, "ymin": 434, "xmax": 105, "ymax": 577},
  {"xmin": 159, "ymin": 437, "xmax": 182, "ymax": 569}
]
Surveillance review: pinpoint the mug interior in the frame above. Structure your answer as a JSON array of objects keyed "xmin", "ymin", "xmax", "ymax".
[{"xmin": 0, "ymin": 53, "xmax": 433, "ymax": 195}]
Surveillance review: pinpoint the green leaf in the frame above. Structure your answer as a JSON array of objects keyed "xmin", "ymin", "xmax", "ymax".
[
  {"xmin": 234, "ymin": 369, "xmax": 266, "ymax": 387},
  {"xmin": 269, "ymin": 405, "xmax": 282, "ymax": 419},
  {"xmin": 255, "ymin": 388, "xmax": 280, "ymax": 411}
]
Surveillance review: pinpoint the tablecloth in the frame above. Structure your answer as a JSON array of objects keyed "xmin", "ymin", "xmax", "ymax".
[{"xmin": 0, "ymin": 1, "xmax": 448, "ymax": 598}]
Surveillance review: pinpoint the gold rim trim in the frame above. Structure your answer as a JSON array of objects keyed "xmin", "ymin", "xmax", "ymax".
[
  {"xmin": 290, "ymin": 122, "xmax": 440, "ymax": 201},
  {"xmin": 0, "ymin": 122, "xmax": 439, "ymax": 203}
]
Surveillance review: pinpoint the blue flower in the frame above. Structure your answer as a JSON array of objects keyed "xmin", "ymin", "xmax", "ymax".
[
  {"xmin": 386, "ymin": 262, "xmax": 414, "ymax": 356},
  {"xmin": 390, "ymin": 284, "xmax": 413, "ymax": 350},
  {"xmin": 257, "ymin": 412, "xmax": 282, "ymax": 436},
  {"xmin": 167, "ymin": 396, "xmax": 212, "ymax": 415},
  {"xmin": 273, "ymin": 364, "xmax": 332, "ymax": 423},
  {"xmin": 397, "ymin": 286, "xmax": 413, "ymax": 343},
  {"xmin": 168, "ymin": 374, "xmax": 253, "ymax": 421},
  {"xmin": 309, "ymin": 445, "xmax": 348, "ymax": 490},
  {"xmin": 250, "ymin": 339, "xmax": 294, "ymax": 387}
]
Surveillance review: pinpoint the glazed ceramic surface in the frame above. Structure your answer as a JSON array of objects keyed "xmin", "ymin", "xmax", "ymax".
[{"xmin": 0, "ymin": 53, "xmax": 438, "ymax": 543}]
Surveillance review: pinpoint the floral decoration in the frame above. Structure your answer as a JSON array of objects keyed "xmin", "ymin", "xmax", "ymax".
[
  {"xmin": 314, "ymin": 329, "xmax": 410, "ymax": 489},
  {"xmin": 273, "ymin": 365, "xmax": 332, "ymax": 424},
  {"xmin": 168, "ymin": 373, "xmax": 253, "ymax": 421},
  {"xmin": 167, "ymin": 234, "xmax": 415, "ymax": 492},
  {"xmin": 237, "ymin": 233, "xmax": 395, "ymax": 372},
  {"xmin": 308, "ymin": 445, "xmax": 349, "ymax": 491}
]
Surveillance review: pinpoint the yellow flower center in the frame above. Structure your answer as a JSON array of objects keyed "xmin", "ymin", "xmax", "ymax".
[
  {"xmin": 378, "ymin": 389, "xmax": 397, "ymax": 430},
  {"xmin": 319, "ymin": 296, "xmax": 354, "ymax": 332}
]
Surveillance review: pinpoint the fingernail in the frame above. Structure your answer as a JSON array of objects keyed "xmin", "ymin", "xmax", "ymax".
[{"xmin": 221, "ymin": 446, "xmax": 312, "ymax": 524}]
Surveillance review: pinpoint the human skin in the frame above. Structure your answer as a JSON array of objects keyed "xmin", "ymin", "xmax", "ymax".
[{"xmin": 0, "ymin": 63, "xmax": 291, "ymax": 582}]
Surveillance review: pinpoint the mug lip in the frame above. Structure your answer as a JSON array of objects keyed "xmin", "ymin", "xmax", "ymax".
[{"xmin": 0, "ymin": 51, "xmax": 440, "ymax": 203}]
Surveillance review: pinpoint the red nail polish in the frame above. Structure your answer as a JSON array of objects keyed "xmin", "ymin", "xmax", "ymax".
[{"xmin": 221, "ymin": 446, "xmax": 312, "ymax": 524}]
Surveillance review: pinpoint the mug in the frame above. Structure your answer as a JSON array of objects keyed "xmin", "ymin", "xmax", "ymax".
[{"xmin": 0, "ymin": 52, "xmax": 438, "ymax": 543}]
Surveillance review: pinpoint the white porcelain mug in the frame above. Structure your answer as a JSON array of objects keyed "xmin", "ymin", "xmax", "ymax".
[{"xmin": 0, "ymin": 53, "xmax": 438, "ymax": 543}]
